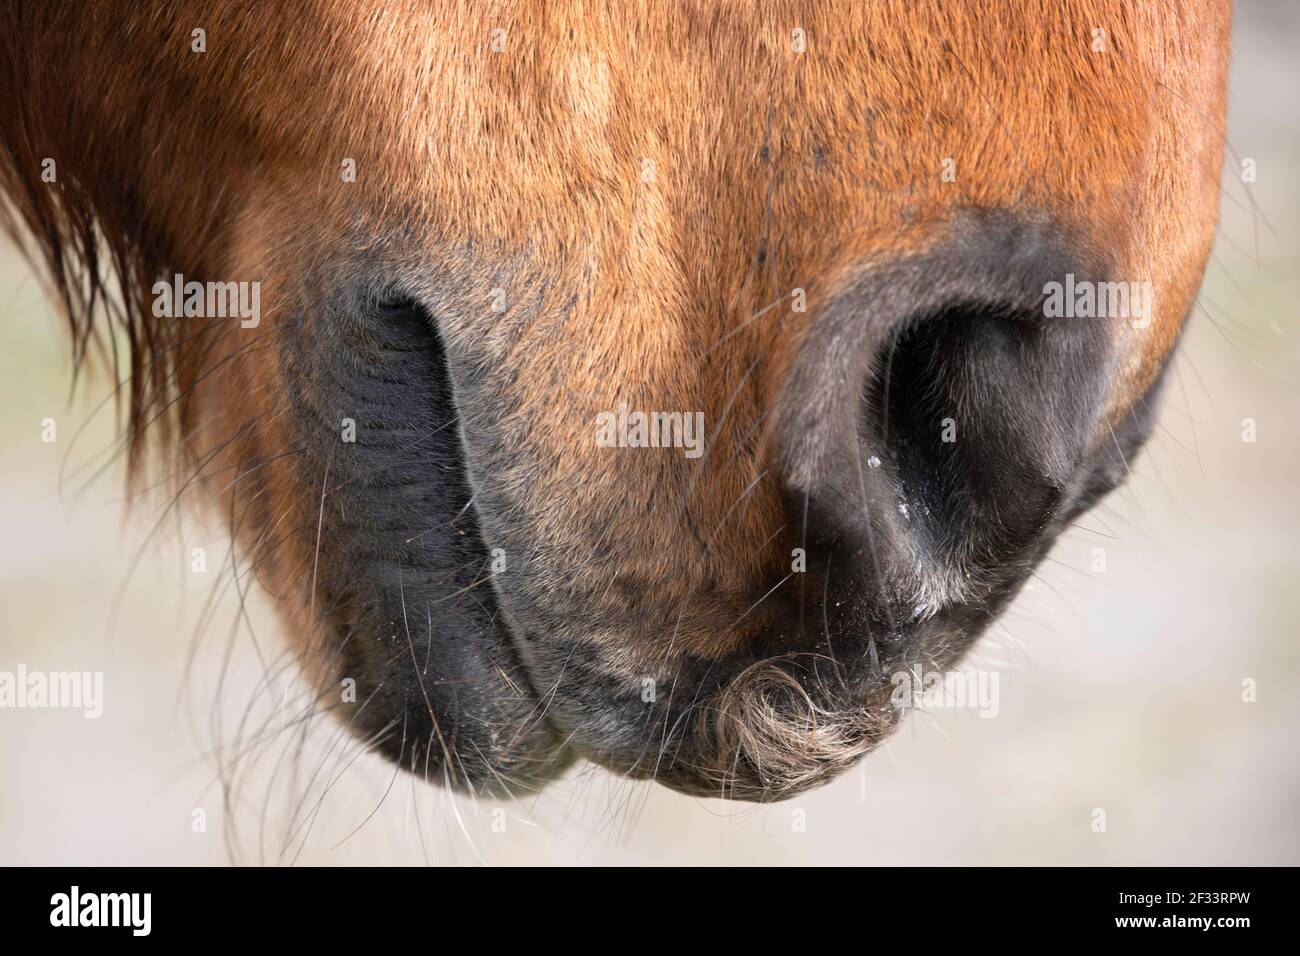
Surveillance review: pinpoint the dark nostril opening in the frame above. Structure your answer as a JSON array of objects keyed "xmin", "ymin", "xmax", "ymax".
[
  {"xmin": 870, "ymin": 303, "xmax": 1067, "ymax": 550},
  {"xmin": 769, "ymin": 216, "xmax": 1121, "ymax": 654},
  {"xmin": 843, "ymin": 295, "xmax": 1114, "ymax": 592},
  {"xmin": 777, "ymin": 289, "xmax": 1112, "ymax": 627}
]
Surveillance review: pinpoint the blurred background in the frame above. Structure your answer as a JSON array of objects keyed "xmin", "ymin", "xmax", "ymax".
[{"xmin": 2, "ymin": 3, "xmax": 1298, "ymax": 865}]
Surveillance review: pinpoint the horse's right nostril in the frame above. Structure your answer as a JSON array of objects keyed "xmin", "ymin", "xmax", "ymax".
[{"xmin": 774, "ymin": 215, "xmax": 1116, "ymax": 640}]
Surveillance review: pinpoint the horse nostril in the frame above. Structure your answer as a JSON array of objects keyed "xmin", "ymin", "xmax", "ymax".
[
  {"xmin": 868, "ymin": 302, "xmax": 1100, "ymax": 555},
  {"xmin": 774, "ymin": 216, "xmax": 1116, "ymax": 638}
]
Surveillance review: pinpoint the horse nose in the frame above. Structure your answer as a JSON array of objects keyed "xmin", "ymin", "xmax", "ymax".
[{"xmin": 771, "ymin": 213, "xmax": 1116, "ymax": 650}]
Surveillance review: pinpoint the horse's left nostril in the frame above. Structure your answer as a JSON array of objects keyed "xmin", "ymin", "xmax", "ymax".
[
  {"xmin": 868, "ymin": 302, "xmax": 1101, "ymax": 557},
  {"xmin": 773, "ymin": 216, "xmax": 1116, "ymax": 653}
]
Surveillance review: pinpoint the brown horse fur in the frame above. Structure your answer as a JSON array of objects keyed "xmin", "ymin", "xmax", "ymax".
[{"xmin": 0, "ymin": 1, "xmax": 1231, "ymax": 800}]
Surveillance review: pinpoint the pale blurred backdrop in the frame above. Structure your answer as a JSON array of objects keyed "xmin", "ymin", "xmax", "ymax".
[{"xmin": 2, "ymin": 3, "xmax": 1298, "ymax": 865}]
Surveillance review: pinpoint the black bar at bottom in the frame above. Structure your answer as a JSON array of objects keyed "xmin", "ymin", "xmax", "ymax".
[{"xmin": 0, "ymin": 866, "xmax": 1285, "ymax": 941}]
